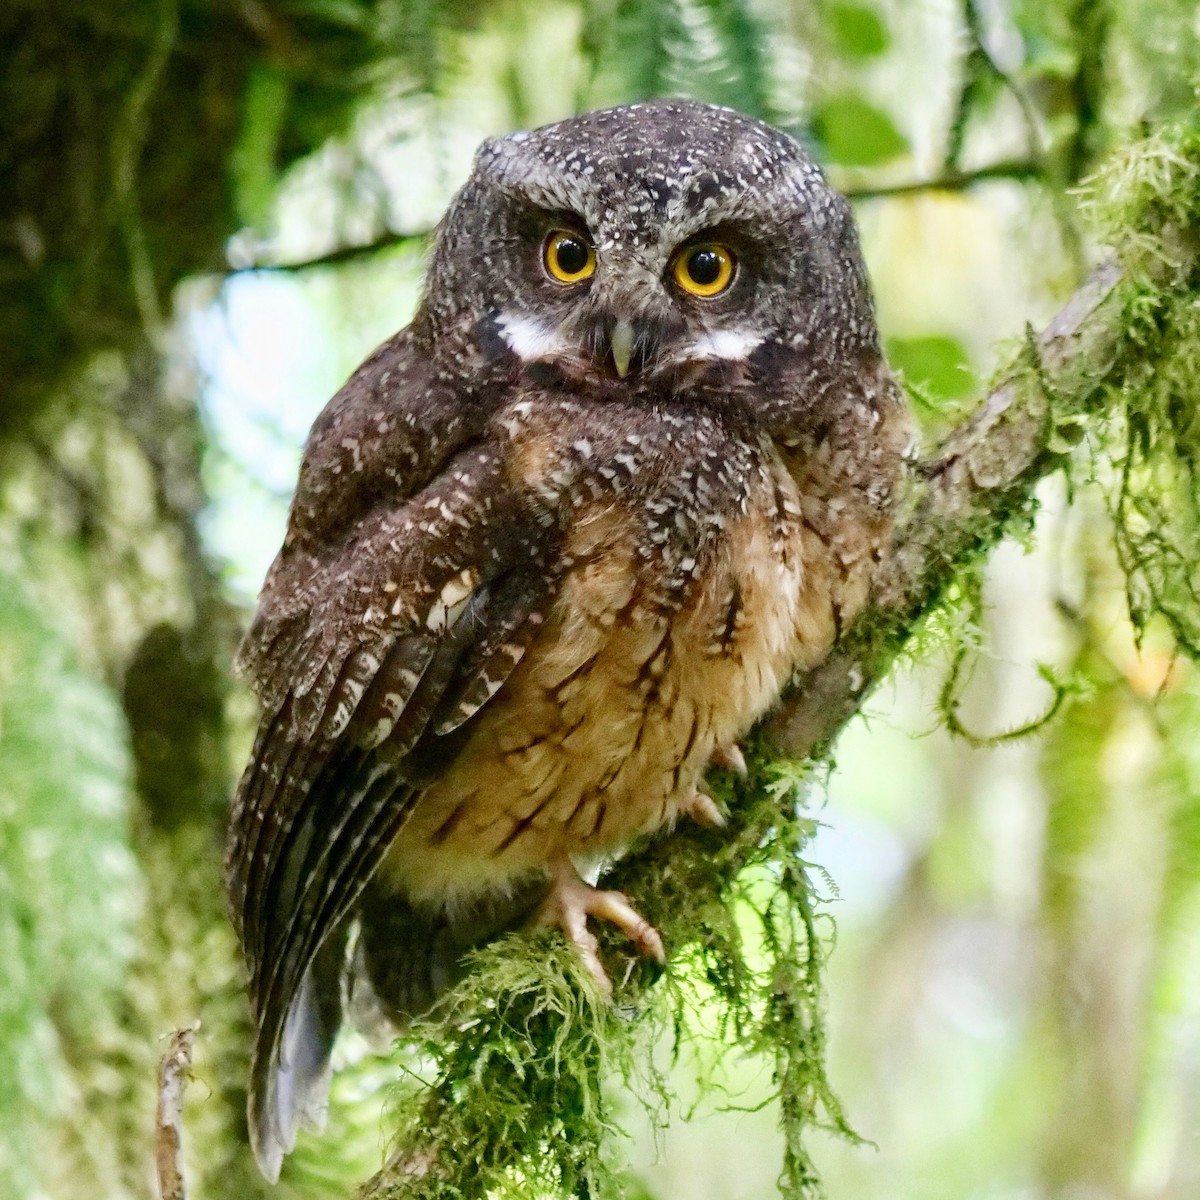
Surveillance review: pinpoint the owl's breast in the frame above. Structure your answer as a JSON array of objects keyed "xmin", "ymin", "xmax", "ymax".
[{"xmin": 381, "ymin": 436, "xmax": 856, "ymax": 907}]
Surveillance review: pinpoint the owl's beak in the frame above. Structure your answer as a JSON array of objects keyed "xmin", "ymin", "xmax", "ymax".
[{"xmin": 609, "ymin": 319, "xmax": 635, "ymax": 379}]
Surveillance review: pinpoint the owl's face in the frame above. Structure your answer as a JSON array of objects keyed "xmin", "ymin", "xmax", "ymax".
[{"xmin": 421, "ymin": 100, "xmax": 880, "ymax": 401}]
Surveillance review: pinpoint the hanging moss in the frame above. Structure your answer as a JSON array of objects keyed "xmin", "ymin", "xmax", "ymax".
[{"xmin": 1075, "ymin": 129, "xmax": 1200, "ymax": 656}]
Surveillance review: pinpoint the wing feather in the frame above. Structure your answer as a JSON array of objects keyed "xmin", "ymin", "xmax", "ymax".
[
  {"xmin": 431, "ymin": 570, "xmax": 550, "ymax": 734},
  {"xmin": 230, "ymin": 522, "xmax": 563, "ymax": 1178},
  {"xmin": 226, "ymin": 329, "xmax": 581, "ymax": 1177}
]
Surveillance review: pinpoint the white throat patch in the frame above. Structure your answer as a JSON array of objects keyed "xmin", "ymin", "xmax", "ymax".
[
  {"xmin": 686, "ymin": 328, "xmax": 764, "ymax": 361},
  {"xmin": 496, "ymin": 311, "xmax": 565, "ymax": 361}
]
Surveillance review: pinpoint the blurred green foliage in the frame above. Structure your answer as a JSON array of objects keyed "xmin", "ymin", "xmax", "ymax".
[
  {"xmin": 885, "ymin": 335, "xmax": 975, "ymax": 405},
  {"xmin": 4, "ymin": 1, "xmax": 1200, "ymax": 1198},
  {"xmin": 0, "ymin": 574, "xmax": 137, "ymax": 1197},
  {"xmin": 825, "ymin": 3, "xmax": 889, "ymax": 59}
]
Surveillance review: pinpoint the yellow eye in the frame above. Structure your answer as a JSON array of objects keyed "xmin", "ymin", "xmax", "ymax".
[
  {"xmin": 543, "ymin": 230, "xmax": 596, "ymax": 284},
  {"xmin": 672, "ymin": 243, "xmax": 736, "ymax": 298}
]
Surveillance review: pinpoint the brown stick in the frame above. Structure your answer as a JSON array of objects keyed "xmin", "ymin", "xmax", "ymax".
[
  {"xmin": 155, "ymin": 1024, "xmax": 198, "ymax": 1200},
  {"xmin": 222, "ymin": 158, "xmax": 1045, "ymax": 277}
]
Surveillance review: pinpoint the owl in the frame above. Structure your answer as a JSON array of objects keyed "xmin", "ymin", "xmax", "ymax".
[{"xmin": 226, "ymin": 99, "xmax": 908, "ymax": 1180}]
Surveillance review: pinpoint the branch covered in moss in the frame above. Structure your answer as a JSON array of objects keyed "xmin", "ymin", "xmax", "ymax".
[
  {"xmin": 357, "ymin": 125, "xmax": 1200, "ymax": 1200},
  {"xmin": 768, "ymin": 256, "xmax": 1125, "ymax": 758},
  {"xmin": 772, "ymin": 126, "xmax": 1200, "ymax": 757}
]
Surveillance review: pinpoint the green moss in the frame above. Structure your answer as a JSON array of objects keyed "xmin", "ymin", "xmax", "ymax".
[
  {"xmin": 356, "ymin": 745, "xmax": 852, "ymax": 1200},
  {"xmin": 924, "ymin": 122, "xmax": 1200, "ymax": 742},
  {"xmin": 362, "ymin": 935, "xmax": 651, "ymax": 1199},
  {"xmin": 1076, "ymin": 127, "xmax": 1200, "ymax": 656}
]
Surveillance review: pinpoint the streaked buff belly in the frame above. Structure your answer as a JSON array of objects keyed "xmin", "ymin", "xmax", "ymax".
[{"xmin": 382, "ymin": 457, "xmax": 843, "ymax": 907}]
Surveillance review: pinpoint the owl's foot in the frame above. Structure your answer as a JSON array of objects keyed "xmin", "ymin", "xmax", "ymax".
[
  {"xmin": 536, "ymin": 861, "xmax": 665, "ymax": 995},
  {"xmin": 682, "ymin": 789, "xmax": 726, "ymax": 828},
  {"xmin": 710, "ymin": 742, "xmax": 748, "ymax": 776}
]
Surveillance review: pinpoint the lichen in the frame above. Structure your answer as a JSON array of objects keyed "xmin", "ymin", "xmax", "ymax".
[
  {"xmin": 362, "ymin": 934, "xmax": 663, "ymax": 1199},
  {"xmin": 923, "ymin": 123, "xmax": 1200, "ymax": 738}
]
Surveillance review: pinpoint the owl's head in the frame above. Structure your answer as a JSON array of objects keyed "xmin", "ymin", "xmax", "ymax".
[{"xmin": 421, "ymin": 100, "xmax": 881, "ymax": 404}]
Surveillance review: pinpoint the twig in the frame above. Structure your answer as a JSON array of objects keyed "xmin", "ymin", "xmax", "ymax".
[
  {"xmin": 226, "ymin": 159, "xmax": 1043, "ymax": 278},
  {"xmin": 226, "ymin": 230, "xmax": 431, "ymax": 276},
  {"xmin": 156, "ymin": 1024, "xmax": 198, "ymax": 1200},
  {"xmin": 842, "ymin": 158, "xmax": 1042, "ymax": 201},
  {"xmin": 946, "ymin": 0, "xmax": 1045, "ymax": 172},
  {"xmin": 111, "ymin": 0, "xmax": 179, "ymax": 332},
  {"xmin": 1063, "ymin": 0, "xmax": 1112, "ymax": 185}
]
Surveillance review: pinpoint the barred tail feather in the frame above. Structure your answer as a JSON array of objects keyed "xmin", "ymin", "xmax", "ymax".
[{"xmin": 249, "ymin": 923, "xmax": 347, "ymax": 1182}]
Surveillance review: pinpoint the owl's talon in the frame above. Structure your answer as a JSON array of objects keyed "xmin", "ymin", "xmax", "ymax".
[
  {"xmin": 536, "ymin": 862, "xmax": 665, "ymax": 993},
  {"xmin": 710, "ymin": 743, "xmax": 748, "ymax": 776},
  {"xmin": 683, "ymin": 790, "xmax": 726, "ymax": 828}
]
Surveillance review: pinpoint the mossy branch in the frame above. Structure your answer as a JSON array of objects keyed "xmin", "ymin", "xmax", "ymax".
[
  {"xmin": 355, "ymin": 125, "xmax": 1200, "ymax": 1200},
  {"xmin": 768, "ymin": 255, "xmax": 1126, "ymax": 760}
]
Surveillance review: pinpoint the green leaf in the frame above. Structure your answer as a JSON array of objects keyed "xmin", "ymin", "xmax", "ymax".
[
  {"xmin": 811, "ymin": 91, "xmax": 908, "ymax": 166},
  {"xmin": 826, "ymin": 3, "xmax": 890, "ymax": 59},
  {"xmin": 886, "ymin": 334, "xmax": 974, "ymax": 400}
]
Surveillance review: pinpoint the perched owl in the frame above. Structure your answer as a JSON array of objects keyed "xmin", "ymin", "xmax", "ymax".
[{"xmin": 227, "ymin": 99, "xmax": 907, "ymax": 1180}]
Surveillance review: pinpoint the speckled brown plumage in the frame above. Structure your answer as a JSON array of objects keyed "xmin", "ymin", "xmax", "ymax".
[{"xmin": 225, "ymin": 99, "xmax": 908, "ymax": 1180}]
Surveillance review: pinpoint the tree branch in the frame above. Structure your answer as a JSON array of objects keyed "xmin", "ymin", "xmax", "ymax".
[
  {"xmin": 842, "ymin": 158, "xmax": 1043, "ymax": 201},
  {"xmin": 766, "ymin": 258, "xmax": 1124, "ymax": 758},
  {"xmin": 224, "ymin": 159, "xmax": 1045, "ymax": 280},
  {"xmin": 357, "ymin": 103, "xmax": 1200, "ymax": 1188},
  {"xmin": 226, "ymin": 231, "xmax": 430, "ymax": 275},
  {"xmin": 946, "ymin": 0, "xmax": 1045, "ymax": 173},
  {"xmin": 590, "ymin": 258, "xmax": 1134, "ymax": 946},
  {"xmin": 360, "ymin": 256, "xmax": 1143, "ymax": 1200}
]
